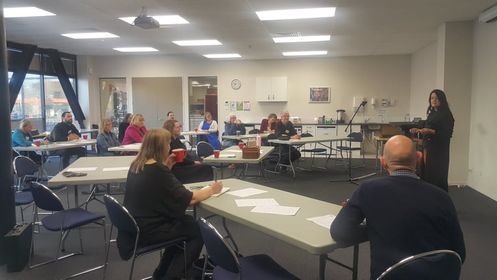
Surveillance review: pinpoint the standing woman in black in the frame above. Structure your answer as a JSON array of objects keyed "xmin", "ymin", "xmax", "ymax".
[{"xmin": 410, "ymin": 89, "xmax": 454, "ymax": 191}]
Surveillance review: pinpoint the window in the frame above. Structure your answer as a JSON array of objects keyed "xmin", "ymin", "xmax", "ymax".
[{"xmin": 8, "ymin": 42, "xmax": 78, "ymax": 132}]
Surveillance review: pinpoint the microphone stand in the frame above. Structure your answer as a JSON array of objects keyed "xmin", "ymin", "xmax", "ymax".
[{"xmin": 330, "ymin": 101, "xmax": 376, "ymax": 185}]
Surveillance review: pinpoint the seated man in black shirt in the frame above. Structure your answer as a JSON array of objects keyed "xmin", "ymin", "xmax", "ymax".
[
  {"xmin": 163, "ymin": 119, "xmax": 213, "ymax": 184},
  {"xmin": 49, "ymin": 111, "xmax": 87, "ymax": 168},
  {"xmin": 330, "ymin": 135, "xmax": 465, "ymax": 279},
  {"xmin": 274, "ymin": 111, "xmax": 301, "ymax": 164}
]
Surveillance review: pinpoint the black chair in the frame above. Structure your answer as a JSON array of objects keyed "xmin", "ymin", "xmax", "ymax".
[
  {"xmin": 197, "ymin": 141, "xmax": 214, "ymax": 159},
  {"xmin": 102, "ymin": 195, "xmax": 187, "ymax": 280},
  {"xmin": 335, "ymin": 132, "xmax": 365, "ymax": 167},
  {"xmin": 29, "ymin": 182, "xmax": 106, "ymax": 279},
  {"xmin": 198, "ymin": 217, "xmax": 299, "ymax": 280},
  {"xmin": 300, "ymin": 133, "xmax": 327, "ymax": 169},
  {"xmin": 248, "ymin": 128, "xmax": 260, "ymax": 134},
  {"xmin": 376, "ymin": 249, "xmax": 462, "ymax": 280}
]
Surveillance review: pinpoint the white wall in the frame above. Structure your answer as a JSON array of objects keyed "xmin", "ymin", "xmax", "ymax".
[
  {"xmin": 410, "ymin": 42, "xmax": 437, "ymax": 118},
  {"xmin": 81, "ymin": 54, "xmax": 411, "ymax": 132},
  {"xmin": 468, "ymin": 20, "xmax": 497, "ymax": 201}
]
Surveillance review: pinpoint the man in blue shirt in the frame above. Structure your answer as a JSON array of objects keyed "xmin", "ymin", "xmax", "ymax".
[
  {"xmin": 330, "ymin": 135, "xmax": 465, "ymax": 279},
  {"xmin": 12, "ymin": 119, "xmax": 42, "ymax": 163},
  {"xmin": 222, "ymin": 114, "xmax": 246, "ymax": 148}
]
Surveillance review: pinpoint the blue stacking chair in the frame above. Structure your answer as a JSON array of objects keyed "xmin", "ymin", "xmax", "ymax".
[
  {"xmin": 197, "ymin": 141, "xmax": 215, "ymax": 159},
  {"xmin": 29, "ymin": 182, "xmax": 106, "ymax": 279},
  {"xmin": 102, "ymin": 195, "xmax": 187, "ymax": 280},
  {"xmin": 197, "ymin": 218, "xmax": 299, "ymax": 280},
  {"xmin": 376, "ymin": 249, "xmax": 462, "ymax": 280}
]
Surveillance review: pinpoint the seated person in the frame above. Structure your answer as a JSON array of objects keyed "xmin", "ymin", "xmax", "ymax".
[
  {"xmin": 122, "ymin": 114, "xmax": 147, "ymax": 145},
  {"xmin": 163, "ymin": 120, "xmax": 214, "ymax": 184},
  {"xmin": 118, "ymin": 113, "xmax": 132, "ymax": 143},
  {"xmin": 118, "ymin": 128, "xmax": 222, "ymax": 280},
  {"xmin": 49, "ymin": 112, "xmax": 87, "ymax": 168},
  {"xmin": 197, "ymin": 111, "xmax": 221, "ymax": 150},
  {"xmin": 12, "ymin": 119, "xmax": 43, "ymax": 164},
  {"xmin": 96, "ymin": 118, "xmax": 120, "ymax": 156},
  {"xmin": 274, "ymin": 112, "xmax": 301, "ymax": 164},
  {"xmin": 222, "ymin": 114, "xmax": 246, "ymax": 148},
  {"xmin": 260, "ymin": 113, "xmax": 278, "ymax": 133},
  {"xmin": 330, "ymin": 135, "xmax": 465, "ymax": 279}
]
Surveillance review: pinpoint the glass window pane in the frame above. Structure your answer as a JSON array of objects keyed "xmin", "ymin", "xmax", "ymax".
[
  {"xmin": 9, "ymin": 73, "xmax": 42, "ymax": 122},
  {"xmin": 44, "ymin": 76, "xmax": 72, "ymax": 131}
]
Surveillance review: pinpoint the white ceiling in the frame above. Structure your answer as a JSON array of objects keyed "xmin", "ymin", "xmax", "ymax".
[{"xmin": 3, "ymin": 0, "xmax": 496, "ymax": 59}]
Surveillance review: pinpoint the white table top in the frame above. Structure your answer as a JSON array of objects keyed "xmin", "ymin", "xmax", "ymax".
[
  {"xmin": 108, "ymin": 143, "xmax": 142, "ymax": 152},
  {"xmin": 181, "ymin": 130, "xmax": 209, "ymax": 136},
  {"xmin": 185, "ymin": 178, "xmax": 342, "ymax": 255},
  {"xmin": 14, "ymin": 139, "xmax": 97, "ymax": 152},
  {"xmin": 203, "ymin": 146, "xmax": 274, "ymax": 164},
  {"xmin": 268, "ymin": 136, "xmax": 349, "ymax": 145},
  {"xmin": 222, "ymin": 133, "xmax": 271, "ymax": 141},
  {"xmin": 48, "ymin": 156, "xmax": 135, "ymax": 186}
]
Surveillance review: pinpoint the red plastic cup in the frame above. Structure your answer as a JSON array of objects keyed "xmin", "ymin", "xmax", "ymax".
[
  {"xmin": 213, "ymin": 150, "xmax": 220, "ymax": 158},
  {"xmin": 34, "ymin": 140, "xmax": 41, "ymax": 147},
  {"xmin": 82, "ymin": 134, "xmax": 88, "ymax": 140},
  {"xmin": 172, "ymin": 148, "xmax": 186, "ymax": 163},
  {"xmin": 238, "ymin": 143, "xmax": 245, "ymax": 149}
]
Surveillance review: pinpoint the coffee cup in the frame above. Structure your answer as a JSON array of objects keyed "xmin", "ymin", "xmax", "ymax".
[
  {"xmin": 34, "ymin": 140, "xmax": 41, "ymax": 147},
  {"xmin": 213, "ymin": 150, "xmax": 220, "ymax": 158},
  {"xmin": 172, "ymin": 148, "xmax": 186, "ymax": 163},
  {"xmin": 238, "ymin": 143, "xmax": 245, "ymax": 149},
  {"xmin": 82, "ymin": 134, "xmax": 88, "ymax": 140}
]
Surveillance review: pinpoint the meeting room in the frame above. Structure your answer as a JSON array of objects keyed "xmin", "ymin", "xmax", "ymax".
[{"xmin": 1, "ymin": 1, "xmax": 497, "ymax": 279}]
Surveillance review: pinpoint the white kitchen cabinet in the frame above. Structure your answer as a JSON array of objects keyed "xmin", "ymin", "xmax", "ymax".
[{"xmin": 256, "ymin": 77, "xmax": 287, "ymax": 102}]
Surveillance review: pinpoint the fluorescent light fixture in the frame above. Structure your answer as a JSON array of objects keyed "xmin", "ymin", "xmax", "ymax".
[
  {"xmin": 273, "ymin": 35, "xmax": 331, "ymax": 43},
  {"xmin": 203, "ymin": 53, "xmax": 241, "ymax": 59},
  {"xmin": 256, "ymin": 7, "xmax": 335, "ymax": 21},
  {"xmin": 119, "ymin": 15, "xmax": 189, "ymax": 25},
  {"xmin": 172, "ymin": 40, "xmax": 222, "ymax": 46},
  {"xmin": 62, "ymin": 32, "xmax": 119, "ymax": 39},
  {"xmin": 113, "ymin": 47, "xmax": 159, "ymax": 53},
  {"xmin": 4, "ymin": 7, "xmax": 55, "ymax": 18},
  {"xmin": 282, "ymin": 50, "xmax": 328, "ymax": 56}
]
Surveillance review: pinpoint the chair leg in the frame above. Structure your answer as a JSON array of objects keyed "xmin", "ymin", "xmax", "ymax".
[
  {"xmin": 129, "ymin": 256, "xmax": 137, "ymax": 280},
  {"xmin": 78, "ymin": 227, "xmax": 84, "ymax": 254},
  {"xmin": 201, "ymin": 253, "xmax": 208, "ymax": 280},
  {"xmin": 103, "ymin": 226, "xmax": 113, "ymax": 280}
]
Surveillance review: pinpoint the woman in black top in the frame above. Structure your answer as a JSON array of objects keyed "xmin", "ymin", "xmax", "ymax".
[
  {"xmin": 410, "ymin": 89, "xmax": 454, "ymax": 191},
  {"xmin": 118, "ymin": 113, "xmax": 132, "ymax": 143},
  {"xmin": 119, "ymin": 128, "xmax": 222, "ymax": 279}
]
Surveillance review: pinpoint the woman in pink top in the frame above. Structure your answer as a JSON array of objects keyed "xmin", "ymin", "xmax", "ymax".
[{"xmin": 122, "ymin": 114, "xmax": 147, "ymax": 144}]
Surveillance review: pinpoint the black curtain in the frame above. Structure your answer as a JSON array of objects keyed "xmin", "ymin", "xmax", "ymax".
[
  {"xmin": 7, "ymin": 42, "xmax": 36, "ymax": 111},
  {"xmin": 0, "ymin": 1, "xmax": 16, "ymax": 264}
]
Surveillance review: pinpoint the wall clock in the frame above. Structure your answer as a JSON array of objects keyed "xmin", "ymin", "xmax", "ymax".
[{"xmin": 231, "ymin": 79, "xmax": 241, "ymax": 90}]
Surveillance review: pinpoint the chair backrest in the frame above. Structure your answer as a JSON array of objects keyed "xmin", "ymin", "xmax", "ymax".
[
  {"xmin": 197, "ymin": 141, "xmax": 214, "ymax": 158},
  {"xmin": 198, "ymin": 218, "xmax": 240, "ymax": 274},
  {"xmin": 248, "ymin": 129, "xmax": 260, "ymax": 135},
  {"xmin": 301, "ymin": 132, "xmax": 313, "ymax": 138},
  {"xmin": 31, "ymin": 182, "xmax": 65, "ymax": 212},
  {"xmin": 376, "ymin": 249, "xmax": 462, "ymax": 280},
  {"xmin": 13, "ymin": 156, "xmax": 39, "ymax": 178},
  {"xmin": 103, "ymin": 195, "xmax": 139, "ymax": 235},
  {"xmin": 348, "ymin": 132, "xmax": 363, "ymax": 142}
]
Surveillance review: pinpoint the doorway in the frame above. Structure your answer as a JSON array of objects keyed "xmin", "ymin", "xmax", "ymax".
[{"xmin": 188, "ymin": 76, "xmax": 218, "ymax": 129}]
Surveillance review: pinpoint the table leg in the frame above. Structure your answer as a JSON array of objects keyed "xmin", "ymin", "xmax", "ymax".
[
  {"xmin": 288, "ymin": 144, "xmax": 296, "ymax": 177},
  {"xmin": 319, "ymin": 254, "xmax": 326, "ymax": 280},
  {"xmin": 74, "ymin": 185, "xmax": 79, "ymax": 207}
]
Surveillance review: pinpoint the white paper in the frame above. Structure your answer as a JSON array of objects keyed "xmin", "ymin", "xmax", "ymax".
[
  {"xmin": 66, "ymin": 167, "xmax": 97, "ymax": 172},
  {"xmin": 219, "ymin": 154, "xmax": 236, "ymax": 158},
  {"xmin": 306, "ymin": 214, "xmax": 336, "ymax": 229},
  {"xmin": 235, "ymin": 198, "xmax": 279, "ymax": 207},
  {"xmin": 227, "ymin": 188, "xmax": 267, "ymax": 198},
  {"xmin": 212, "ymin": 187, "xmax": 230, "ymax": 197},
  {"xmin": 57, "ymin": 143, "xmax": 77, "ymax": 146},
  {"xmin": 251, "ymin": 205, "xmax": 300, "ymax": 216},
  {"xmin": 102, "ymin": 167, "xmax": 130, "ymax": 172}
]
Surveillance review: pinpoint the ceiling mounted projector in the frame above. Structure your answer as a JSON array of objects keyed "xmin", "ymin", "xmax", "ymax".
[
  {"xmin": 134, "ymin": 15, "xmax": 160, "ymax": 29},
  {"xmin": 479, "ymin": 4, "xmax": 497, "ymax": 23},
  {"xmin": 133, "ymin": 7, "xmax": 160, "ymax": 29}
]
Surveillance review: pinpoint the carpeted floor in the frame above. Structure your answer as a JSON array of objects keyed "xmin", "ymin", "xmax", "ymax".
[{"xmin": 1, "ymin": 158, "xmax": 496, "ymax": 280}]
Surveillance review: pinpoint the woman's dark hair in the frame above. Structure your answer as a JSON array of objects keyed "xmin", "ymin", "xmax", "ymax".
[
  {"xmin": 124, "ymin": 113, "xmax": 133, "ymax": 123},
  {"xmin": 427, "ymin": 89, "xmax": 451, "ymax": 115}
]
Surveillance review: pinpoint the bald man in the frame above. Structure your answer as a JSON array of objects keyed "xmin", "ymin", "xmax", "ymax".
[{"xmin": 330, "ymin": 135, "xmax": 465, "ymax": 279}]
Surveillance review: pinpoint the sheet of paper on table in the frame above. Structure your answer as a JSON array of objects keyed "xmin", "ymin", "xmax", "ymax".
[
  {"xmin": 306, "ymin": 214, "xmax": 336, "ymax": 229},
  {"xmin": 235, "ymin": 198, "xmax": 279, "ymax": 207},
  {"xmin": 227, "ymin": 188, "xmax": 267, "ymax": 198},
  {"xmin": 102, "ymin": 167, "xmax": 130, "ymax": 172},
  {"xmin": 219, "ymin": 154, "xmax": 236, "ymax": 158},
  {"xmin": 66, "ymin": 167, "xmax": 97, "ymax": 172},
  {"xmin": 201, "ymin": 186, "xmax": 231, "ymax": 197},
  {"xmin": 250, "ymin": 205, "xmax": 300, "ymax": 216}
]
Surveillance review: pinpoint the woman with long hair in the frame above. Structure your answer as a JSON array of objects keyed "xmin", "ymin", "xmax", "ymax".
[
  {"xmin": 118, "ymin": 128, "xmax": 222, "ymax": 279},
  {"xmin": 410, "ymin": 89, "xmax": 455, "ymax": 191},
  {"xmin": 96, "ymin": 118, "xmax": 120, "ymax": 155},
  {"xmin": 118, "ymin": 113, "xmax": 132, "ymax": 143}
]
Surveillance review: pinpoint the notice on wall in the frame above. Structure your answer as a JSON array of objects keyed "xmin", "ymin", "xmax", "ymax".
[
  {"xmin": 236, "ymin": 101, "xmax": 243, "ymax": 111},
  {"xmin": 243, "ymin": 101, "xmax": 251, "ymax": 111},
  {"xmin": 229, "ymin": 101, "xmax": 236, "ymax": 112}
]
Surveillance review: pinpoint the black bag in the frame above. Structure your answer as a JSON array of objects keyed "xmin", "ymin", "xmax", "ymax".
[{"xmin": 278, "ymin": 135, "xmax": 290, "ymax": 140}]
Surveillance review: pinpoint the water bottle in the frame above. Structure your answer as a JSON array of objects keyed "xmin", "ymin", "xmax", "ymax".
[{"xmin": 256, "ymin": 134, "xmax": 261, "ymax": 148}]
